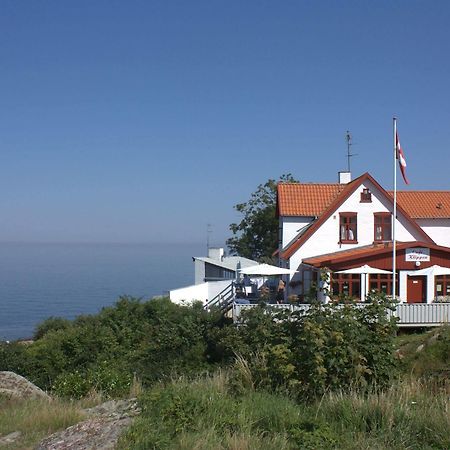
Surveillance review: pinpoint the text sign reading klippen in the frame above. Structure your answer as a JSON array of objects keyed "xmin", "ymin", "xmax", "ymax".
[{"xmin": 405, "ymin": 248, "xmax": 430, "ymax": 262}]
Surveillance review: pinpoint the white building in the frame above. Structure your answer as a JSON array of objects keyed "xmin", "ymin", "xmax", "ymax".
[
  {"xmin": 170, "ymin": 247, "xmax": 258, "ymax": 304},
  {"xmin": 193, "ymin": 247, "xmax": 258, "ymax": 284},
  {"xmin": 277, "ymin": 172, "xmax": 450, "ymax": 304}
]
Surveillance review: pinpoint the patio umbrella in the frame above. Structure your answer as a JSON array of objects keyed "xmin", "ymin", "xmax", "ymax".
[
  {"xmin": 335, "ymin": 264, "xmax": 392, "ymax": 274},
  {"xmin": 408, "ymin": 265, "xmax": 450, "ymax": 277},
  {"xmin": 238, "ymin": 263, "xmax": 297, "ymax": 276}
]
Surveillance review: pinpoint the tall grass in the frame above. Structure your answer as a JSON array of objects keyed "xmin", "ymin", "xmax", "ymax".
[
  {"xmin": 118, "ymin": 371, "xmax": 449, "ymax": 450},
  {"xmin": 317, "ymin": 379, "xmax": 449, "ymax": 449},
  {"xmin": 0, "ymin": 395, "xmax": 85, "ymax": 450}
]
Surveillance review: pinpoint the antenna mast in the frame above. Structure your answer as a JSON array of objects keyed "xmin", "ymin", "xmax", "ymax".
[
  {"xmin": 346, "ymin": 130, "xmax": 357, "ymax": 172},
  {"xmin": 206, "ymin": 223, "xmax": 212, "ymax": 253}
]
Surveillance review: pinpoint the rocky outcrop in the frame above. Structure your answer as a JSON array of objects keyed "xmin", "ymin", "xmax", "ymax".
[
  {"xmin": 35, "ymin": 398, "xmax": 140, "ymax": 450},
  {"xmin": 0, "ymin": 431, "xmax": 22, "ymax": 446},
  {"xmin": 0, "ymin": 371, "xmax": 50, "ymax": 400}
]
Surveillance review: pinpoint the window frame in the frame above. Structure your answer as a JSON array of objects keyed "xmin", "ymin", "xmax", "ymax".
[
  {"xmin": 331, "ymin": 273, "xmax": 361, "ymax": 300},
  {"xmin": 435, "ymin": 275, "xmax": 450, "ymax": 297},
  {"xmin": 374, "ymin": 212, "xmax": 392, "ymax": 242},
  {"xmin": 360, "ymin": 188, "xmax": 372, "ymax": 203},
  {"xmin": 339, "ymin": 212, "xmax": 358, "ymax": 244}
]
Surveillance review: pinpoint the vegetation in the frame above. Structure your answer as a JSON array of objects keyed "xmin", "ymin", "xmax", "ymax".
[
  {"xmin": 226, "ymin": 174, "xmax": 297, "ymax": 260},
  {"xmin": 0, "ymin": 395, "xmax": 84, "ymax": 450},
  {"xmin": 1, "ymin": 296, "xmax": 449, "ymax": 449},
  {"xmin": 0, "ymin": 297, "xmax": 221, "ymax": 397},
  {"xmin": 118, "ymin": 371, "xmax": 450, "ymax": 450}
]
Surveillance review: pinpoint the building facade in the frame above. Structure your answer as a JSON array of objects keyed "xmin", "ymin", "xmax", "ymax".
[{"xmin": 277, "ymin": 172, "xmax": 450, "ymax": 303}]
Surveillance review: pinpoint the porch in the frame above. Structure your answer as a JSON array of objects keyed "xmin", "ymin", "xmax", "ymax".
[{"xmin": 231, "ymin": 302, "xmax": 450, "ymax": 328}]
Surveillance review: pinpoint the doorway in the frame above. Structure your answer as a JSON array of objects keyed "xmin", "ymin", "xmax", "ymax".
[{"xmin": 407, "ymin": 276, "xmax": 426, "ymax": 303}]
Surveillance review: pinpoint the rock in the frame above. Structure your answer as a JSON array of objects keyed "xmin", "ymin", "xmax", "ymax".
[
  {"xmin": 416, "ymin": 344, "xmax": 425, "ymax": 353},
  {"xmin": 0, "ymin": 431, "xmax": 22, "ymax": 446},
  {"xmin": 0, "ymin": 371, "xmax": 50, "ymax": 400},
  {"xmin": 83, "ymin": 398, "xmax": 140, "ymax": 419},
  {"xmin": 35, "ymin": 416, "xmax": 132, "ymax": 450},
  {"xmin": 35, "ymin": 398, "xmax": 140, "ymax": 450}
]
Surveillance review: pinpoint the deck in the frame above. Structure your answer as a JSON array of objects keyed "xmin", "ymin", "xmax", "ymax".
[{"xmin": 232, "ymin": 302, "xmax": 450, "ymax": 328}]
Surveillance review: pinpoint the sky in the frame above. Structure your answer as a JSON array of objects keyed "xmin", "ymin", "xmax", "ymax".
[{"xmin": 1, "ymin": 0, "xmax": 449, "ymax": 246}]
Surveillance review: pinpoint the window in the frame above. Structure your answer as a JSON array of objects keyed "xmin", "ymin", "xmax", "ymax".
[
  {"xmin": 339, "ymin": 213, "xmax": 357, "ymax": 243},
  {"xmin": 332, "ymin": 274, "xmax": 361, "ymax": 299},
  {"xmin": 369, "ymin": 273, "xmax": 398, "ymax": 296},
  {"xmin": 374, "ymin": 213, "xmax": 392, "ymax": 242},
  {"xmin": 435, "ymin": 275, "xmax": 450, "ymax": 298},
  {"xmin": 360, "ymin": 188, "xmax": 372, "ymax": 202}
]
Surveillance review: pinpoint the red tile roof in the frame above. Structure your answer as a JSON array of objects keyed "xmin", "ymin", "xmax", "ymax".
[
  {"xmin": 278, "ymin": 183, "xmax": 450, "ymax": 219},
  {"xmin": 277, "ymin": 183, "xmax": 344, "ymax": 217},
  {"xmin": 389, "ymin": 191, "xmax": 450, "ymax": 219},
  {"xmin": 279, "ymin": 173, "xmax": 435, "ymax": 260}
]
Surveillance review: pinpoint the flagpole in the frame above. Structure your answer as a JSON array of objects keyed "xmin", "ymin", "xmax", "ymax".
[{"xmin": 392, "ymin": 117, "xmax": 397, "ymax": 300}]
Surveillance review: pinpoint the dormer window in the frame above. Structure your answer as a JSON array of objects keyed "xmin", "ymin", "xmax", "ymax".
[
  {"xmin": 340, "ymin": 213, "xmax": 357, "ymax": 243},
  {"xmin": 360, "ymin": 188, "xmax": 372, "ymax": 203}
]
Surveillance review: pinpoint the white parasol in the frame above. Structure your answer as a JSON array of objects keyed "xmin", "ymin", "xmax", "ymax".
[
  {"xmin": 238, "ymin": 263, "xmax": 297, "ymax": 276},
  {"xmin": 335, "ymin": 264, "xmax": 392, "ymax": 275}
]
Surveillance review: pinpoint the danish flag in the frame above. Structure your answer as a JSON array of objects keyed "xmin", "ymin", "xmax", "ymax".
[{"xmin": 396, "ymin": 132, "xmax": 409, "ymax": 185}]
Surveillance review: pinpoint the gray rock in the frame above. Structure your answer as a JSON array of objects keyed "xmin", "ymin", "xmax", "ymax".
[
  {"xmin": 416, "ymin": 344, "xmax": 425, "ymax": 353},
  {"xmin": 0, "ymin": 371, "xmax": 50, "ymax": 400},
  {"xmin": 83, "ymin": 398, "xmax": 140, "ymax": 419},
  {"xmin": 35, "ymin": 398, "xmax": 140, "ymax": 450},
  {"xmin": 0, "ymin": 431, "xmax": 22, "ymax": 446},
  {"xmin": 35, "ymin": 416, "xmax": 132, "ymax": 450}
]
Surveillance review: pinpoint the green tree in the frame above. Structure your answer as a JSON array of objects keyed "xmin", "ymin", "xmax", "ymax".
[{"xmin": 227, "ymin": 174, "xmax": 297, "ymax": 260}]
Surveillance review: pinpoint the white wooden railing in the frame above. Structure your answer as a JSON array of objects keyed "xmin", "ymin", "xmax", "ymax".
[{"xmin": 232, "ymin": 302, "xmax": 450, "ymax": 327}]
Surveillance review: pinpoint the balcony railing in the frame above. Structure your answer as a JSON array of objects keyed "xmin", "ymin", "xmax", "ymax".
[{"xmin": 232, "ymin": 302, "xmax": 450, "ymax": 327}]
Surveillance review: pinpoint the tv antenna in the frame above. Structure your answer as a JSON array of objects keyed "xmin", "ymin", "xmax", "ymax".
[
  {"xmin": 206, "ymin": 223, "xmax": 213, "ymax": 252},
  {"xmin": 346, "ymin": 130, "xmax": 357, "ymax": 172}
]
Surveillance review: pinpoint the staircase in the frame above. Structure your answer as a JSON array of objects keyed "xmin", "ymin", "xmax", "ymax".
[{"xmin": 204, "ymin": 281, "xmax": 235, "ymax": 313}]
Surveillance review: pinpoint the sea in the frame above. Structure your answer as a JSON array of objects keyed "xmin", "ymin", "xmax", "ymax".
[{"xmin": 0, "ymin": 242, "xmax": 204, "ymax": 341}]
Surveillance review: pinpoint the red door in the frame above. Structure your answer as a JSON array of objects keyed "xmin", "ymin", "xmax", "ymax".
[{"xmin": 407, "ymin": 276, "xmax": 426, "ymax": 303}]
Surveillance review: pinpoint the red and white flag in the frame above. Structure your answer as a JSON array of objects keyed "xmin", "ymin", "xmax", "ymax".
[{"xmin": 396, "ymin": 132, "xmax": 409, "ymax": 185}]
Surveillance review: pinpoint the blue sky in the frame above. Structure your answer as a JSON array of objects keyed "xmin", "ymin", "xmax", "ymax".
[{"xmin": 1, "ymin": 1, "xmax": 449, "ymax": 246}]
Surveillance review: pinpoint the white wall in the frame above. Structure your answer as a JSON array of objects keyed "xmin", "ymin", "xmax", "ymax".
[
  {"xmin": 281, "ymin": 216, "xmax": 315, "ymax": 249},
  {"xmin": 194, "ymin": 259, "xmax": 205, "ymax": 285},
  {"xmin": 416, "ymin": 219, "xmax": 450, "ymax": 247},
  {"xmin": 169, "ymin": 280, "xmax": 231, "ymax": 305},
  {"xmin": 400, "ymin": 270, "xmax": 435, "ymax": 303}
]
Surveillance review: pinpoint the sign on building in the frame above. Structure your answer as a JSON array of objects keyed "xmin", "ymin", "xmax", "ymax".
[{"xmin": 405, "ymin": 248, "xmax": 430, "ymax": 262}]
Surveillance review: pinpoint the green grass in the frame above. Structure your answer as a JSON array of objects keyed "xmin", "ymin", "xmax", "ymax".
[
  {"xmin": 0, "ymin": 395, "xmax": 85, "ymax": 450},
  {"xmin": 395, "ymin": 325, "xmax": 450, "ymax": 380},
  {"xmin": 118, "ymin": 371, "xmax": 450, "ymax": 450}
]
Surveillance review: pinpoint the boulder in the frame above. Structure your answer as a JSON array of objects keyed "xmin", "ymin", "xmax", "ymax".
[
  {"xmin": 0, "ymin": 371, "xmax": 50, "ymax": 400},
  {"xmin": 35, "ymin": 398, "xmax": 140, "ymax": 450}
]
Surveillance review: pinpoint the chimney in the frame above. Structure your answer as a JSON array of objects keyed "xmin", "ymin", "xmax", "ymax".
[
  {"xmin": 338, "ymin": 171, "xmax": 352, "ymax": 184},
  {"xmin": 208, "ymin": 247, "xmax": 224, "ymax": 261}
]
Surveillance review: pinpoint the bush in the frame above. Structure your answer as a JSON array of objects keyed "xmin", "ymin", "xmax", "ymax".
[
  {"xmin": 223, "ymin": 294, "xmax": 398, "ymax": 397},
  {"xmin": 52, "ymin": 362, "xmax": 133, "ymax": 399},
  {"xmin": 33, "ymin": 316, "xmax": 72, "ymax": 340}
]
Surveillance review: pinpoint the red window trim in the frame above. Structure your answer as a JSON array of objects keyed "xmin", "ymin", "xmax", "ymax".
[
  {"xmin": 360, "ymin": 188, "xmax": 372, "ymax": 203},
  {"xmin": 374, "ymin": 212, "xmax": 392, "ymax": 242},
  {"xmin": 339, "ymin": 212, "xmax": 357, "ymax": 244}
]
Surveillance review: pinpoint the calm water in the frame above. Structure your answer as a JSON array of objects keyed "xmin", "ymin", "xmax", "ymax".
[{"xmin": 0, "ymin": 242, "xmax": 203, "ymax": 341}]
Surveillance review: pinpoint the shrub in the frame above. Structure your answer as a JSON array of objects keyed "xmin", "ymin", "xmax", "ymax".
[
  {"xmin": 52, "ymin": 362, "xmax": 133, "ymax": 399},
  {"xmin": 33, "ymin": 316, "xmax": 72, "ymax": 340},
  {"xmin": 225, "ymin": 293, "xmax": 398, "ymax": 397}
]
